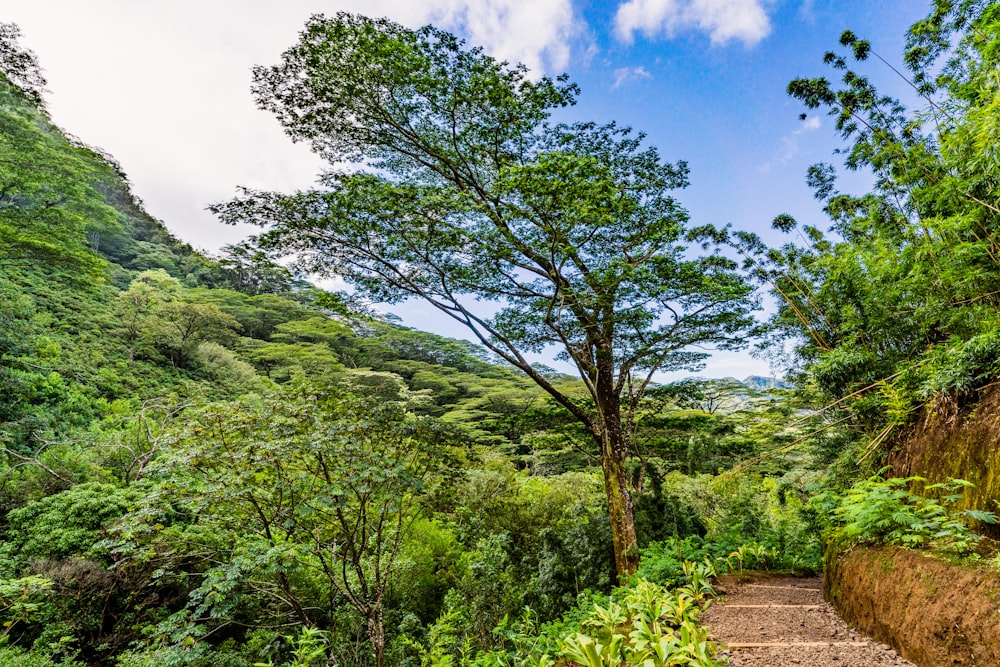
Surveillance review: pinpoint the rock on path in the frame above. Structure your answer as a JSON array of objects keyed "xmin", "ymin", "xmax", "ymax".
[{"xmin": 702, "ymin": 575, "xmax": 916, "ymax": 667}]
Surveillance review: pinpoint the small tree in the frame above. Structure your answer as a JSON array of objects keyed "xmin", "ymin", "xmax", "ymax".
[
  {"xmin": 214, "ymin": 14, "xmax": 754, "ymax": 575},
  {"xmin": 116, "ymin": 269, "xmax": 180, "ymax": 363},
  {"xmin": 217, "ymin": 240, "xmax": 296, "ymax": 295},
  {"xmin": 152, "ymin": 301, "xmax": 241, "ymax": 367},
  {"xmin": 140, "ymin": 386, "xmax": 452, "ymax": 667}
]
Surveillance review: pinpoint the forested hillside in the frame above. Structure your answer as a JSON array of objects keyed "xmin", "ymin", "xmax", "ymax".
[
  {"xmin": 2, "ymin": 2, "xmax": 1000, "ymax": 666},
  {"xmin": 0, "ymin": 27, "xmax": 827, "ymax": 666}
]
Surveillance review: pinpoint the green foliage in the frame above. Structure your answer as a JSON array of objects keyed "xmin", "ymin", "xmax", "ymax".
[
  {"xmin": 635, "ymin": 537, "xmax": 724, "ymax": 588},
  {"xmin": 636, "ymin": 471, "xmax": 825, "ymax": 580},
  {"xmin": 1, "ymin": 483, "xmax": 139, "ymax": 564},
  {"xmin": 556, "ymin": 583, "xmax": 719, "ymax": 667},
  {"xmin": 448, "ymin": 464, "xmax": 616, "ymax": 614},
  {"xmin": 0, "ymin": 645, "xmax": 83, "ymax": 667},
  {"xmin": 0, "ymin": 279, "xmax": 37, "ymax": 429},
  {"xmin": 814, "ymin": 475, "xmax": 997, "ymax": 555},
  {"xmin": 915, "ymin": 329, "xmax": 1000, "ymax": 398},
  {"xmin": 215, "ymin": 11, "xmax": 755, "ymax": 576},
  {"xmin": 0, "ymin": 575, "xmax": 53, "ymax": 639},
  {"xmin": 638, "ymin": 532, "xmax": 818, "ymax": 588},
  {"xmin": 254, "ymin": 627, "xmax": 330, "ymax": 667},
  {"xmin": 186, "ymin": 288, "xmax": 308, "ymax": 341},
  {"xmin": 0, "ymin": 483, "xmax": 155, "ymax": 664},
  {"xmin": 216, "ymin": 242, "xmax": 297, "ymax": 296},
  {"xmin": 388, "ymin": 517, "xmax": 462, "ymax": 625},
  {"xmin": 0, "ymin": 74, "xmax": 113, "ymax": 279},
  {"xmin": 743, "ymin": 2, "xmax": 1000, "ymax": 443},
  {"xmin": 152, "ymin": 301, "xmax": 242, "ymax": 368},
  {"xmin": 632, "ymin": 468, "xmax": 706, "ymax": 547},
  {"xmin": 114, "ymin": 385, "xmax": 457, "ymax": 667},
  {"xmin": 483, "ymin": 575, "xmax": 723, "ymax": 667},
  {"xmin": 448, "ymin": 535, "xmax": 517, "ymax": 651}
]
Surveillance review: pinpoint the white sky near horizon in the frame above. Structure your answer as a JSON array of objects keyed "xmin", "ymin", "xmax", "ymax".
[{"xmin": 4, "ymin": 0, "xmax": 927, "ymax": 380}]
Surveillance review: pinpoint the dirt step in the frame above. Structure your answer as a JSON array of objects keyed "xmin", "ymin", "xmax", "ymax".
[
  {"xmin": 723, "ymin": 604, "xmax": 823, "ymax": 609},
  {"xmin": 704, "ymin": 575, "xmax": 917, "ymax": 667},
  {"xmin": 727, "ymin": 642, "xmax": 870, "ymax": 648},
  {"xmin": 716, "ymin": 583, "xmax": 824, "ymax": 606}
]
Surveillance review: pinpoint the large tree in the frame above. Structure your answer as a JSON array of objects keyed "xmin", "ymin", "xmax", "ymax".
[{"xmin": 214, "ymin": 14, "xmax": 754, "ymax": 576}]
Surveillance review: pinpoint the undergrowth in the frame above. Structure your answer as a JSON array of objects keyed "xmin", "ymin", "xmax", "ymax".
[
  {"xmin": 401, "ymin": 560, "xmax": 725, "ymax": 667},
  {"xmin": 812, "ymin": 475, "xmax": 998, "ymax": 556}
]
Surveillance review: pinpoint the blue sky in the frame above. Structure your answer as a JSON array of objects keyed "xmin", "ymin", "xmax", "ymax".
[
  {"xmin": 5, "ymin": 0, "xmax": 931, "ymax": 378},
  {"xmin": 570, "ymin": 1, "xmax": 925, "ymax": 246}
]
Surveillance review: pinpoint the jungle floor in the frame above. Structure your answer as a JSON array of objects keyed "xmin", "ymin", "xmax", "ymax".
[{"xmin": 704, "ymin": 575, "xmax": 915, "ymax": 667}]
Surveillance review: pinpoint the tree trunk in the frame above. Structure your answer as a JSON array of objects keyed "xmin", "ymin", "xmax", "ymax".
[
  {"xmin": 367, "ymin": 604, "xmax": 385, "ymax": 667},
  {"xmin": 600, "ymin": 422, "xmax": 639, "ymax": 578},
  {"xmin": 594, "ymin": 352, "xmax": 640, "ymax": 578}
]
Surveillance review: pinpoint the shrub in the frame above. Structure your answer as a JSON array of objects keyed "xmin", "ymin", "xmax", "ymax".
[{"xmin": 815, "ymin": 475, "xmax": 997, "ymax": 555}]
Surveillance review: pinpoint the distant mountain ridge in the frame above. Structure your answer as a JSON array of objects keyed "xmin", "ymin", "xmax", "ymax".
[{"xmin": 742, "ymin": 375, "xmax": 792, "ymax": 390}]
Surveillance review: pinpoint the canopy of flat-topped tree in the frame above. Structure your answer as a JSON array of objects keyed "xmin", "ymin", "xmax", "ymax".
[
  {"xmin": 216, "ymin": 14, "xmax": 752, "ymax": 386},
  {"xmin": 249, "ymin": 13, "xmax": 577, "ymax": 170},
  {"xmin": 221, "ymin": 147, "xmax": 749, "ymax": 380},
  {"xmin": 214, "ymin": 13, "xmax": 755, "ymax": 576}
]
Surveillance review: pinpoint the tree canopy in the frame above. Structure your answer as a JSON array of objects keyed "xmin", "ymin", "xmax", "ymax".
[
  {"xmin": 0, "ymin": 22, "xmax": 46, "ymax": 107},
  {"xmin": 214, "ymin": 13, "xmax": 755, "ymax": 576}
]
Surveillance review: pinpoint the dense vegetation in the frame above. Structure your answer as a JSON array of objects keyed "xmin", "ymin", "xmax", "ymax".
[
  {"xmin": 2, "ymin": 2, "xmax": 999, "ymax": 665},
  {"xmin": 739, "ymin": 1, "xmax": 1000, "ymax": 437}
]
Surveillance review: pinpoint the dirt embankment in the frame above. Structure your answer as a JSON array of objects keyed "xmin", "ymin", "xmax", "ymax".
[
  {"xmin": 889, "ymin": 385, "xmax": 1000, "ymax": 538},
  {"xmin": 826, "ymin": 547, "xmax": 1000, "ymax": 666}
]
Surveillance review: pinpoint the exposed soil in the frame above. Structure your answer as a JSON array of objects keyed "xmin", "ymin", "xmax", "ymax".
[
  {"xmin": 703, "ymin": 574, "xmax": 915, "ymax": 666},
  {"xmin": 827, "ymin": 547, "xmax": 1000, "ymax": 666},
  {"xmin": 888, "ymin": 386, "xmax": 1000, "ymax": 539}
]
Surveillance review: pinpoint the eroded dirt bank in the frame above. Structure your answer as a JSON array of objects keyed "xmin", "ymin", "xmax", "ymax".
[
  {"xmin": 826, "ymin": 547, "xmax": 1000, "ymax": 666},
  {"xmin": 889, "ymin": 386, "xmax": 1000, "ymax": 539}
]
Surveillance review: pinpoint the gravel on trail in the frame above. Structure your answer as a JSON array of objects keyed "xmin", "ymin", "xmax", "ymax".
[{"xmin": 702, "ymin": 575, "xmax": 917, "ymax": 667}]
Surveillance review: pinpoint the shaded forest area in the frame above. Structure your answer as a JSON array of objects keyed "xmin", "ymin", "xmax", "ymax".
[{"xmin": 2, "ymin": 2, "xmax": 1000, "ymax": 665}]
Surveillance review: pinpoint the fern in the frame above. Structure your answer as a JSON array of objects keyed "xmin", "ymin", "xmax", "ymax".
[{"xmin": 821, "ymin": 475, "xmax": 996, "ymax": 556}]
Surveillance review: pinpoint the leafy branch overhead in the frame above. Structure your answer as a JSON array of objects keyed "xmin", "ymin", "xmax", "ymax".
[{"xmin": 728, "ymin": 2, "xmax": 1000, "ymax": 432}]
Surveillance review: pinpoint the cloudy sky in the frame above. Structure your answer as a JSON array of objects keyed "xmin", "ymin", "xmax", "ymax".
[{"xmin": 5, "ymin": 0, "xmax": 927, "ymax": 378}]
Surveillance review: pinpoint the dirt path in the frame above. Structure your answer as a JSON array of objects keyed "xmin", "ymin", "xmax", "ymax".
[{"xmin": 702, "ymin": 575, "xmax": 916, "ymax": 666}]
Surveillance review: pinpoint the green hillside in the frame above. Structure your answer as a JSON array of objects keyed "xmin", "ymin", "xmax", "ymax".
[
  {"xmin": 0, "ymin": 35, "xmax": 822, "ymax": 665},
  {"xmin": 3, "ymin": 4, "xmax": 1000, "ymax": 666}
]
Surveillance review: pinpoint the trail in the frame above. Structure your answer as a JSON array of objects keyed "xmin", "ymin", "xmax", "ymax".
[{"xmin": 702, "ymin": 575, "xmax": 915, "ymax": 666}]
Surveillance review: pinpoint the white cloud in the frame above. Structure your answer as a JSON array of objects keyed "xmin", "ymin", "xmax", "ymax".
[
  {"xmin": 777, "ymin": 136, "xmax": 799, "ymax": 163},
  {"xmin": 614, "ymin": 0, "xmax": 772, "ymax": 46},
  {"xmin": 798, "ymin": 115, "xmax": 821, "ymax": 132},
  {"xmin": 612, "ymin": 66, "xmax": 653, "ymax": 88},
  {"xmin": 4, "ymin": 0, "xmax": 583, "ymax": 253},
  {"xmin": 798, "ymin": 0, "xmax": 816, "ymax": 23},
  {"xmin": 759, "ymin": 115, "xmax": 822, "ymax": 172},
  {"xmin": 426, "ymin": 0, "xmax": 580, "ymax": 74}
]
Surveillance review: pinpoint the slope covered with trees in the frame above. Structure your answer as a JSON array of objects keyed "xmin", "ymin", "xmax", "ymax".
[{"xmin": 0, "ymin": 24, "xmax": 825, "ymax": 666}]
